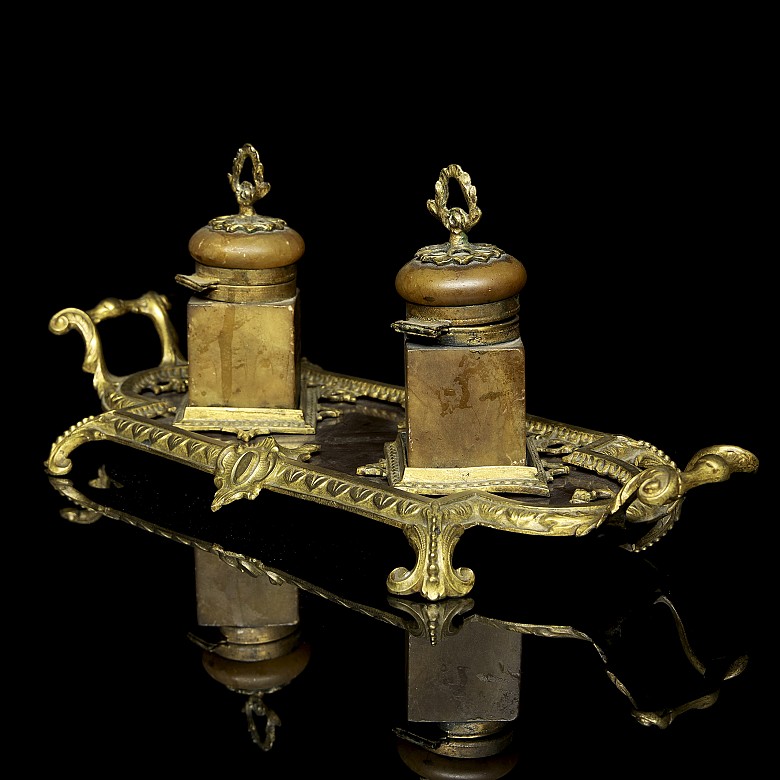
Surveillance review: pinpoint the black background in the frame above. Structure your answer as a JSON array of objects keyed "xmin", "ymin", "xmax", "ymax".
[{"xmin": 15, "ymin": 21, "xmax": 772, "ymax": 778}]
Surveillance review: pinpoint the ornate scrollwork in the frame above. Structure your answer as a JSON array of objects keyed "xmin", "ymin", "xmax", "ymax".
[
  {"xmin": 49, "ymin": 291, "xmax": 187, "ymax": 413},
  {"xmin": 387, "ymin": 597, "xmax": 474, "ymax": 645},
  {"xmin": 212, "ymin": 438, "xmax": 319, "ymax": 510},
  {"xmin": 603, "ymin": 595, "xmax": 749, "ymax": 729},
  {"xmin": 46, "ymin": 288, "xmax": 760, "ymax": 600},
  {"xmin": 608, "ymin": 444, "xmax": 759, "ymax": 519},
  {"xmin": 387, "ymin": 506, "xmax": 475, "ymax": 601},
  {"xmin": 45, "ymin": 410, "xmax": 225, "ymax": 477}
]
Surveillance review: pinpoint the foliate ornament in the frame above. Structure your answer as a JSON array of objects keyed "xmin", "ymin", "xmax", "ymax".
[
  {"xmin": 212, "ymin": 437, "xmax": 318, "ymax": 510},
  {"xmin": 209, "ymin": 143, "xmax": 288, "ymax": 234},
  {"xmin": 388, "ymin": 596, "xmax": 474, "ymax": 645},
  {"xmin": 416, "ymin": 162, "xmax": 504, "ymax": 266},
  {"xmin": 387, "ymin": 505, "xmax": 475, "ymax": 601}
]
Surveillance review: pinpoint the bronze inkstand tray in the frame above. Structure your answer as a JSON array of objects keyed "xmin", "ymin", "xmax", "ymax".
[{"xmin": 44, "ymin": 144, "xmax": 759, "ymax": 603}]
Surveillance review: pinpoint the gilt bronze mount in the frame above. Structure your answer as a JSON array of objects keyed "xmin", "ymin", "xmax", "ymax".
[{"xmin": 44, "ymin": 146, "xmax": 759, "ymax": 602}]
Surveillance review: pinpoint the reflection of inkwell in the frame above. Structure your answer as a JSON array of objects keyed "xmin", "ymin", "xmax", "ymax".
[
  {"xmin": 391, "ymin": 598, "xmax": 522, "ymax": 778},
  {"xmin": 387, "ymin": 536, "xmax": 749, "ymax": 778},
  {"xmin": 45, "ymin": 464, "xmax": 751, "ymax": 769},
  {"xmin": 187, "ymin": 550, "xmax": 310, "ymax": 751}
]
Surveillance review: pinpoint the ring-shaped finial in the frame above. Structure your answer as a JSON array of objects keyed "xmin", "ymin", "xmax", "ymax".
[
  {"xmin": 227, "ymin": 144, "xmax": 271, "ymax": 216},
  {"xmin": 426, "ymin": 164, "xmax": 482, "ymax": 243}
]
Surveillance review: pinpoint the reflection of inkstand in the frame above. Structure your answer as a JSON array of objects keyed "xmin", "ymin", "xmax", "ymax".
[
  {"xmin": 389, "ymin": 568, "xmax": 748, "ymax": 777},
  {"xmin": 171, "ymin": 508, "xmax": 746, "ymax": 768},
  {"xmin": 392, "ymin": 598, "xmax": 523, "ymax": 778},
  {"xmin": 45, "ymin": 458, "xmax": 750, "ymax": 768}
]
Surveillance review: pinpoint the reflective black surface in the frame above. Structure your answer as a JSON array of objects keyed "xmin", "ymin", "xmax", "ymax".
[
  {"xmin": 32, "ymin": 440, "xmax": 767, "ymax": 777},
  {"xmin": 22, "ymin": 84, "xmax": 770, "ymax": 777}
]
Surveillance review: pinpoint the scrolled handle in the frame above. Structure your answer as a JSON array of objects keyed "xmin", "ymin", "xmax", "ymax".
[{"xmin": 611, "ymin": 444, "xmax": 758, "ymax": 515}]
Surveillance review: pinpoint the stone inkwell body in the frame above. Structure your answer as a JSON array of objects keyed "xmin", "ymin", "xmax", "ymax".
[
  {"xmin": 386, "ymin": 164, "xmax": 549, "ymax": 496},
  {"xmin": 174, "ymin": 144, "xmax": 316, "ymax": 439}
]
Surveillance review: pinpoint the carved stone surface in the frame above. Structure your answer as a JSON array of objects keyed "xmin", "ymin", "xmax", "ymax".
[
  {"xmin": 187, "ymin": 295, "xmax": 300, "ymax": 409},
  {"xmin": 404, "ymin": 339, "xmax": 526, "ymax": 469}
]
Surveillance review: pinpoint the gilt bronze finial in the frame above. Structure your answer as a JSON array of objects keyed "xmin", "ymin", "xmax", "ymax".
[
  {"xmin": 416, "ymin": 164, "xmax": 502, "ymax": 266},
  {"xmin": 426, "ymin": 163, "xmax": 482, "ymax": 241},
  {"xmin": 228, "ymin": 143, "xmax": 271, "ymax": 217},
  {"xmin": 208, "ymin": 144, "xmax": 287, "ymax": 234}
]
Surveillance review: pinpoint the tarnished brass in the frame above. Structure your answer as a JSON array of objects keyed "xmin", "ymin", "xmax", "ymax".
[
  {"xmin": 174, "ymin": 144, "xmax": 313, "ymax": 439},
  {"xmin": 391, "ymin": 164, "xmax": 535, "ymax": 495}
]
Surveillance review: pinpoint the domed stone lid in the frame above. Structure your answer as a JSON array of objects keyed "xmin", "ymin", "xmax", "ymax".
[
  {"xmin": 187, "ymin": 143, "xmax": 304, "ymax": 271},
  {"xmin": 395, "ymin": 164, "xmax": 526, "ymax": 308}
]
